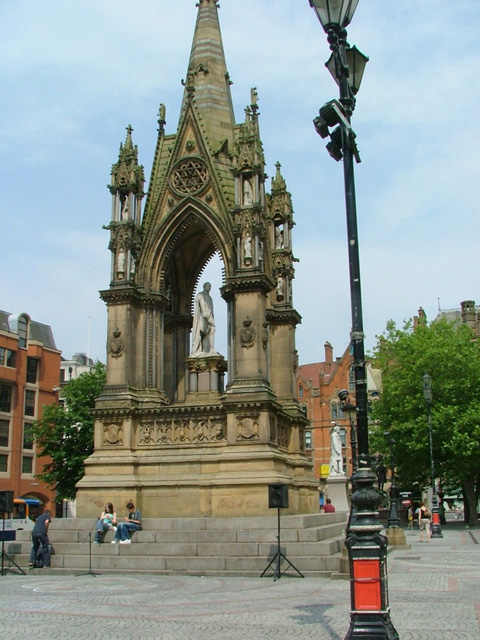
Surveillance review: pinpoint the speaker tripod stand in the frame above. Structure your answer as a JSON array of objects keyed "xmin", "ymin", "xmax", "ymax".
[
  {"xmin": 1, "ymin": 514, "xmax": 25, "ymax": 576},
  {"xmin": 260, "ymin": 507, "xmax": 304, "ymax": 581}
]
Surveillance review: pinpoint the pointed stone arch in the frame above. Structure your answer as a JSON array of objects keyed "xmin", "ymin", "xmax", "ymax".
[{"xmin": 142, "ymin": 200, "xmax": 232, "ymax": 298}]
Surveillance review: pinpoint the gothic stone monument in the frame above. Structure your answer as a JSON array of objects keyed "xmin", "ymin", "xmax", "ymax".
[{"xmin": 76, "ymin": 0, "xmax": 317, "ymax": 518}]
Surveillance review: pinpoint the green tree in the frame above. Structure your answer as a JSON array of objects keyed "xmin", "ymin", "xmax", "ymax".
[
  {"xmin": 370, "ymin": 318, "xmax": 480, "ymax": 526},
  {"xmin": 32, "ymin": 362, "xmax": 106, "ymax": 501}
]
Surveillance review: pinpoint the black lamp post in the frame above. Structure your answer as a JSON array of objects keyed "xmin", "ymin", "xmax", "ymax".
[
  {"xmin": 384, "ymin": 432, "xmax": 401, "ymax": 529},
  {"xmin": 422, "ymin": 374, "xmax": 443, "ymax": 538},
  {"xmin": 309, "ymin": 2, "xmax": 399, "ymax": 638}
]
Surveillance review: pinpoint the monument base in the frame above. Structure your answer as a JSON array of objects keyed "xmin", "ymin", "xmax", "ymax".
[
  {"xmin": 325, "ymin": 475, "xmax": 350, "ymax": 512},
  {"xmin": 385, "ymin": 527, "xmax": 408, "ymax": 547},
  {"xmin": 76, "ymin": 443, "xmax": 318, "ymax": 519}
]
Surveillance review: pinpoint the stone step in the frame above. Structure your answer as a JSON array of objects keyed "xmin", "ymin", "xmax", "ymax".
[
  {"xmin": 13, "ymin": 546, "xmax": 345, "ymax": 577},
  {"xmin": 15, "ymin": 521, "xmax": 346, "ymax": 545},
  {"xmin": 9, "ymin": 514, "xmax": 347, "ymax": 577}
]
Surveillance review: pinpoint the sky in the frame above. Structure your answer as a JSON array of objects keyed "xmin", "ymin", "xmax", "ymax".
[{"xmin": 2, "ymin": 1, "xmax": 480, "ymax": 366}]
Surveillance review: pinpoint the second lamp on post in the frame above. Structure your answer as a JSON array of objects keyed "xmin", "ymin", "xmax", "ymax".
[
  {"xmin": 309, "ymin": 1, "xmax": 398, "ymax": 638},
  {"xmin": 422, "ymin": 374, "xmax": 443, "ymax": 538}
]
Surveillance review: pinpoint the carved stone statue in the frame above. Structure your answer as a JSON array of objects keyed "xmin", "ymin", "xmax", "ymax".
[
  {"xmin": 116, "ymin": 250, "xmax": 126, "ymax": 277},
  {"xmin": 244, "ymin": 232, "xmax": 252, "ymax": 264},
  {"xmin": 329, "ymin": 425, "xmax": 344, "ymax": 476},
  {"xmin": 275, "ymin": 224, "xmax": 284, "ymax": 249},
  {"xmin": 243, "ymin": 179, "xmax": 253, "ymax": 205},
  {"xmin": 276, "ymin": 275, "xmax": 284, "ymax": 301},
  {"xmin": 191, "ymin": 282, "xmax": 216, "ymax": 356},
  {"xmin": 121, "ymin": 197, "xmax": 130, "ymax": 221}
]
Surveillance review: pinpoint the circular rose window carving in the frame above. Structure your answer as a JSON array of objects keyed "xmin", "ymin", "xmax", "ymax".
[{"xmin": 172, "ymin": 158, "xmax": 208, "ymax": 195}]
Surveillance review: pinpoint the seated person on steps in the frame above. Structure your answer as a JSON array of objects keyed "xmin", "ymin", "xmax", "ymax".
[
  {"xmin": 112, "ymin": 501, "xmax": 142, "ymax": 544},
  {"xmin": 94, "ymin": 502, "xmax": 117, "ymax": 543}
]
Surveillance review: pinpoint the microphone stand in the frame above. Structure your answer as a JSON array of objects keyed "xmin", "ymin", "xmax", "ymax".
[{"xmin": 76, "ymin": 525, "xmax": 101, "ymax": 577}]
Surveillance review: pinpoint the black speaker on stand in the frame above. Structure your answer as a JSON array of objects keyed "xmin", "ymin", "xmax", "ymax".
[
  {"xmin": 0, "ymin": 491, "xmax": 25, "ymax": 576},
  {"xmin": 261, "ymin": 484, "xmax": 304, "ymax": 581}
]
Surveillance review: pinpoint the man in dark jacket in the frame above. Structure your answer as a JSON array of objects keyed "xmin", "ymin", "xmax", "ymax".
[{"xmin": 29, "ymin": 509, "xmax": 52, "ymax": 568}]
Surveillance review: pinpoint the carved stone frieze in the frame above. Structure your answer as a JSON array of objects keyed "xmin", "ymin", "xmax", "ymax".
[
  {"xmin": 276, "ymin": 420, "xmax": 290, "ymax": 450},
  {"xmin": 137, "ymin": 416, "xmax": 226, "ymax": 446}
]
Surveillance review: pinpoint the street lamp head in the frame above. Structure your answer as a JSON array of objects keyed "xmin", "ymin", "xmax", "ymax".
[
  {"xmin": 422, "ymin": 373, "xmax": 433, "ymax": 403},
  {"xmin": 338, "ymin": 389, "xmax": 357, "ymax": 423},
  {"xmin": 326, "ymin": 45, "xmax": 369, "ymax": 95},
  {"xmin": 326, "ymin": 126, "xmax": 343, "ymax": 161},
  {"xmin": 309, "ymin": 0, "xmax": 360, "ymax": 31}
]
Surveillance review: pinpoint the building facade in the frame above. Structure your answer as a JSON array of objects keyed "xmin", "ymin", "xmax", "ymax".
[
  {"xmin": 0, "ymin": 310, "xmax": 61, "ymax": 508},
  {"xmin": 60, "ymin": 352, "xmax": 95, "ymax": 386},
  {"xmin": 296, "ymin": 342, "xmax": 381, "ymax": 485}
]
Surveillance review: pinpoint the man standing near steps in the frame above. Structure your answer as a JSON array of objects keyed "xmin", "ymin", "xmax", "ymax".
[{"xmin": 29, "ymin": 509, "xmax": 52, "ymax": 568}]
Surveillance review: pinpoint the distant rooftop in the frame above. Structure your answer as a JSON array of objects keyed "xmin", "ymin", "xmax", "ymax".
[{"xmin": 0, "ymin": 310, "xmax": 57, "ymax": 350}]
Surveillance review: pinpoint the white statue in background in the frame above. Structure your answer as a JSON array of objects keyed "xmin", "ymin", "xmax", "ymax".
[
  {"xmin": 329, "ymin": 425, "xmax": 344, "ymax": 476},
  {"xmin": 191, "ymin": 282, "xmax": 216, "ymax": 356}
]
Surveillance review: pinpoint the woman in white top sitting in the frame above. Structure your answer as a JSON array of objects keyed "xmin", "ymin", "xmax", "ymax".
[{"xmin": 94, "ymin": 502, "xmax": 117, "ymax": 543}]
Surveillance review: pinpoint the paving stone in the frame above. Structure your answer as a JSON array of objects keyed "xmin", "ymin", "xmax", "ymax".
[{"xmin": 0, "ymin": 522, "xmax": 478, "ymax": 639}]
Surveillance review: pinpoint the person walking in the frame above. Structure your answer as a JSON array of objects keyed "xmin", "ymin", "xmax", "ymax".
[
  {"xmin": 407, "ymin": 505, "xmax": 414, "ymax": 529},
  {"xmin": 418, "ymin": 502, "xmax": 431, "ymax": 542},
  {"xmin": 29, "ymin": 509, "xmax": 52, "ymax": 568}
]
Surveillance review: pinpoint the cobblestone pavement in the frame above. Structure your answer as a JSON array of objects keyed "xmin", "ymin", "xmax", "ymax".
[{"xmin": 0, "ymin": 523, "xmax": 479, "ymax": 639}]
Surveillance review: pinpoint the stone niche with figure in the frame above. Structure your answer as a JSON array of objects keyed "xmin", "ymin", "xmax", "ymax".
[{"xmin": 75, "ymin": 1, "xmax": 317, "ymax": 519}]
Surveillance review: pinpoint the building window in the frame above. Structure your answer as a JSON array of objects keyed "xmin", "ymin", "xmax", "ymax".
[
  {"xmin": 331, "ymin": 402, "xmax": 338, "ymax": 419},
  {"xmin": 60, "ymin": 368, "xmax": 65, "ymax": 383},
  {"xmin": 26, "ymin": 358, "xmax": 39, "ymax": 383},
  {"xmin": 0, "ymin": 385, "xmax": 12, "ymax": 413},
  {"xmin": 6, "ymin": 350, "xmax": 16, "ymax": 368},
  {"xmin": 299, "ymin": 385, "xmax": 303, "ymax": 398},
  {"xmin": 0, "ymin": 420, "xmax": 9, "ymax": 447},
  {"xmin": 23, "ymin": 423, "xmax": 33, "ymax": 450},
  {"xmin": 17, "ymin": 314, "xmax": 28, "ymax": 349},
  {"xmin": 349, "ymin": 367, "xmax": 355, "ymax": 391},
  {"xmin": 24, "ymin": 390, "xmax": 36, "ymax": 417},
  {"xmin": 0, "ymin": 454, "xmax": 7, "ymax": 472},
  {"xmin": 22, "ymin": 456, "xmax": 33, "ymax": 474},
  {"xmin": 305, "ymin": 430, "xmax": 312, "ymax": 449}
]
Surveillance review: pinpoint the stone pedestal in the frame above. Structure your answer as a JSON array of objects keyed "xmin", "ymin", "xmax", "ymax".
[
  {"xmin": 186, "ymin": 354, "xmax": 227, "ymax": 395},
  {"xmin": 385, "ymin": 527, "xmax": 408, "ymax": 547},
  {"xmin": 326, "ymin": 475, "xmax": 350, "ymax": 512}
]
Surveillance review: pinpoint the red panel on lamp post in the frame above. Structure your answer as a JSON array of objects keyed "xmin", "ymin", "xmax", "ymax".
[{"xmin": 352, "ymin": 560, "xmax": 382, "ymax": 611}]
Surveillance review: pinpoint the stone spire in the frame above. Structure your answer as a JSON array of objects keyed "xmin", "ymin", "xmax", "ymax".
[
  {"xmin": 181, "ymin": 0, "xmax": 236, "ymax": 149},
  {"xmin": 109, "ymin": 125, "xmax": 145, "ymax": 197}
]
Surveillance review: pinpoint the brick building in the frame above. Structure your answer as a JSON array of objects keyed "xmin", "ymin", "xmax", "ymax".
[
  {"xmin": 296, "ymin": 342, "xmax": 381, "ymax": 486},
  {"xmin": 0, "ymin": 310, "xmax": 61, "ymax": 508}
]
